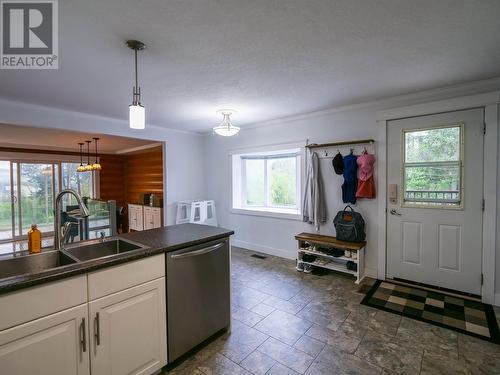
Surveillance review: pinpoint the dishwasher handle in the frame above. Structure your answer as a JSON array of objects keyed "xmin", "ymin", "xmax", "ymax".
[{"xmin": 170, "ymin": 242, "xmax": 225, "ymax": 260}]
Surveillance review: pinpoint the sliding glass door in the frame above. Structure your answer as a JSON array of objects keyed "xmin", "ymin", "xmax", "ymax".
[
  {"xmin": 0, "ymin": 161, "xmax": 13, "ymax": 241},
  {"xmin": 0, "ymin": 159, "xmax": 96, "ymax": 243},
  {"xmin": 17, "ymin": 163, "xmax": 57, "ymax": 236}
]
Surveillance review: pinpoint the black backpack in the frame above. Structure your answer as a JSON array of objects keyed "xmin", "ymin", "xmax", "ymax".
[{"xmin": 333, "ymin": 206, "xmax": 366, "ymax": 243}]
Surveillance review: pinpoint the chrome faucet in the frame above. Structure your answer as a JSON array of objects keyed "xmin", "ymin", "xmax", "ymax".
[{"xmin": 54, "ymin": 189, "xmax": 90, "ymax": 250}]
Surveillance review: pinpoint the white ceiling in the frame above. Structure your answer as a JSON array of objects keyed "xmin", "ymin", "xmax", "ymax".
[
  {"xmin": 0, "ymin": 0, "xmax": 499, "ymax": 133},
  {"xmin": 0, "ymin": 124, "xmax": 157, "ymax": 154}
]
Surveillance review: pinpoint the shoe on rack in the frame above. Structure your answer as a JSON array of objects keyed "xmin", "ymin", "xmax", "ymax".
[
  {"xmin": 303, "ymin": 264, "xmax": 313, "ymax": 273},
  {"xmin": 296, "ymin": 262, "xmax": 305, "ymax": 272}
]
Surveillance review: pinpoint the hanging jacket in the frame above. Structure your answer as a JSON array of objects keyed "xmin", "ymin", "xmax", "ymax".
[
  {"xmin": 356, "ymin": 152, "xmax": 376, "ymax": 198},
  {"xmin": 342, "ymin": 153, "xmax": 358, "ymax": 204},
  {"xmin": 302, "ymin": 150, "xmax": 327, "ymax": 231}
]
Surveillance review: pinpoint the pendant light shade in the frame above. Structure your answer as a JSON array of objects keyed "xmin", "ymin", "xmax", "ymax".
[
  {"xmin": 85, "ymin": 140, "xmax": 93, "ymax": 171},
  {"xmin": 213, "ymin": 110, "xmax": 240, "ymax": 137},
  {"xmin": 127, "ymin": 40, "xmax": 146, "ymax": 130},
  {"xmin": 91, "ymin": 137, "xmax": 102, "ymax": 171},
  {"xmin": 77, "ymin": 143, "xmax": 86, "ymax": 172},
  {"xmin": 129, "ymin": 103, "xmax": 145, "ymax": 129}
]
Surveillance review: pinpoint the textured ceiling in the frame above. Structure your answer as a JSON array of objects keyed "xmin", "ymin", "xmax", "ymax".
[{"xmin": 0, "ymin": 0, "xmax": 499, "ymax": 133}]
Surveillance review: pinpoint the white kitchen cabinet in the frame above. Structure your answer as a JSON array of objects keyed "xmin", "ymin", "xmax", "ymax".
[
  {"xmin": 0, "ymin": 255, "xmax": 167, "ymax": 375},
  {"xmin": 89, "ymin": 278, "xmax": 167, "ymax": 375},
  {"xmin": 128, "ymin": 204, "xmax": 144, "ymax": 231},
  {"xmin": 144, "ymin": 206, "xmax": 162, "ymax": 230},
  {"xmin": 129, "ymin": 204, "xmax": 162, "ymax": 231},
  {"xmin": 0, "ymin": 303, "xmax": 90, "ymax": 375}
]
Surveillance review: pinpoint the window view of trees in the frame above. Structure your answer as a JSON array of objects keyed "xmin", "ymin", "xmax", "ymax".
[
  {"xmin": 244, "ymin": 154, "xmax": 299, "ymax": 209},
  {"xmin": 19, "ymin": 163, "xmax": 55, "ymax": 234},
  {"xmin": 404, "ymin": 126, "xmax": 461, "ymax": 205},
  {"xmin": 245, "ymin": 159, "xmax": 265, "ymax": 206},
  {"xmin": 268, "ymin": 158, "xmax": 297, "ymax": 207},
  {"xmin": 0, "ymin": 161, "xmax": 94, "ymax": 239}
]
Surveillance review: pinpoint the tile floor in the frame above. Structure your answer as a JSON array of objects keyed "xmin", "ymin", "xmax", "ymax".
[{"xmin": 162, "ymin": 247, "xmax": 500, "ymax": 375}]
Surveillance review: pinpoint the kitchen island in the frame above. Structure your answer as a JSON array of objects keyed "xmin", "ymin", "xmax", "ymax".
[{"xmin": 0, "ymin": 224, "xmax": 234, "ymax": 375}]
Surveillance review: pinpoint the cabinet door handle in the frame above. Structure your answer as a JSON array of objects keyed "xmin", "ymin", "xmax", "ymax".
[
  {"xmin": 80, "ymin": 318, "xmax": 86, "ymax": 352},
  {"xmin": 94, "ymin": 312, "xmax": 100, "ymax": 346}
]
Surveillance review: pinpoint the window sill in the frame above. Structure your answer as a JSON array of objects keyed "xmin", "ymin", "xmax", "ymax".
[{"xmin": 230, "ymin": 207, "xmax": 302, "ymax": 221}]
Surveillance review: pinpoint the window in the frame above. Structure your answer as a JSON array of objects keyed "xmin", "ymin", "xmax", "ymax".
[
  {"xmin": 232, "ymin": 148, "xmax": 301, "ymax": 217},
  {"xmin": 403, "ymin": 125, "xmax": 462, "ymax": 207},
  {"xmin": 61, "ymin": 162, "xmax": 95, "ymax": 208}
]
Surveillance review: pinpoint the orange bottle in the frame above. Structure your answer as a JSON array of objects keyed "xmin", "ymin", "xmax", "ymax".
[{"xmin": 28, "ymin": 224, "xmax": 42, "ymax": 254}]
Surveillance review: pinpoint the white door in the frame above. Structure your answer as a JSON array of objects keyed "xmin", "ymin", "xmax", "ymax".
[
  {"xmin": 89, "ymin": 278, "xmax": 167, "ymax": 375},
  {"xmin": 0, "ymin": 304, "xmax": 90, "ymax": 375},
  {"xmin": 387, "ymin": 108, "xmax": 484, "ymax": 295}
]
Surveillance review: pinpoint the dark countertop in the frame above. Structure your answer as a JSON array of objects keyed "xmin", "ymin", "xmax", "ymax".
[{"xmin": 0, "ymin": 224, "xmax": 234, "ymax": 295}]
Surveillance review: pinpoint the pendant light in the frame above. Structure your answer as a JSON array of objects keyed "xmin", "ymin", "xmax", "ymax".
[
  {"xmin": 127, "ymin": 40, "xmax": 146, "ymax": 129},
  {"xmin": 85, "ymin": 140, "xmax": 93, "ymax": 171},
  {"xmin": 91, "ymin": 137, "xmax": 102, "ymax": 171},
  {"xmin": 77, "ymin": 143, "xmax": 86, "ymax": 172},
  {"xmin": 213, "ymin": 110, "xmax": 240, "ymax": 137}
]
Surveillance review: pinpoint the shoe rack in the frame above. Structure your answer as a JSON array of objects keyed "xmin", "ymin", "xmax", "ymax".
[{"xmin": 295, "ymin": 232, "xmax": 366, "ymax": 284}]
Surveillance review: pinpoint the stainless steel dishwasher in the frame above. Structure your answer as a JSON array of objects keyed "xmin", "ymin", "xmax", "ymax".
[{"xmin": 166, "ymin": 238, "xmax": 230, "ymax": 362}]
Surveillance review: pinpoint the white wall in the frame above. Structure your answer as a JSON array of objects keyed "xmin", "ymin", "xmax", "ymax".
[
  {"xmin": 0, "ymin": 98, "xmax": 205, "ymax": 225},
  {"xmin": 204, "ymin": 106, "xmax": 381, "ymax": 277},
  {"xmin": 204, "ymin": 96, "xmax": 500, "ymax": 290}
]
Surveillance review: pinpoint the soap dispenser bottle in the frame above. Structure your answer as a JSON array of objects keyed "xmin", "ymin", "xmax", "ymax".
[{"xmin": 28, "ymin": 224, "xmax": 42, "ymax": 254}]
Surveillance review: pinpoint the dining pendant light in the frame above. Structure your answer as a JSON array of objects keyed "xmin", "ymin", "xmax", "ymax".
[
  {"xmin": 127, "ymin": 40, "xmax": 146, "ymax": 130},
  {"xmin": 91, "ymin": 137, "xmax": 102, "ymax": 171},
  {"xmin": 85, "ymin": 140, "xmax": 93, "ymax": 171},
  {"xmin": 213, "ymin": 110, "xmax": 240, "ymax": 137},
  {"xmin": 77, "ymin": 143, "xmax": 86, "ymax": 172}
]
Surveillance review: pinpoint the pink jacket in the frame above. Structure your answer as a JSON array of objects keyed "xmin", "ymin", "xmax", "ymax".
[{"xmin": 357, "ymin": 153, "xmax": 375, "ymax": 181}]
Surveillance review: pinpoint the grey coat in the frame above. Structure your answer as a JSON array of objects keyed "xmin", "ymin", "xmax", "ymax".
[{"xmin": 302, "ymin": 150, "xmax": 327, "ymax": 231}]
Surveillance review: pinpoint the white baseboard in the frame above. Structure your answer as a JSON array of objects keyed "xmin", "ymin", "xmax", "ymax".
[
  {"xmin": 364, "ymin": 268, "xmax": 378, "ymax": 279},
  {"xmin": 494, "ymin": 293, "xmax": 500, "ymax": 307},
  {"xmin": 231, "ymin": 239, "xmax": 295, "ymax": 260}
]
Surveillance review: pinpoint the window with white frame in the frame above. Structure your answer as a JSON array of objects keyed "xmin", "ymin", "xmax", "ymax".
[{"xmin": 232, "ymin": 148, "xmax": 301, "ymax": 216}]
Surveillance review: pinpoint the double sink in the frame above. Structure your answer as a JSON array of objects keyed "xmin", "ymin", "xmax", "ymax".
[{"xmin": 0, "ymin": 238, "xmax": 148, "ymax": 280}]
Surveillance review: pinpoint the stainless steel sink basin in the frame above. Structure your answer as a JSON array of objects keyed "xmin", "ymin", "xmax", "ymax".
[
  {"xmin": 0, "ymin": 250, "xmax": 77, "ymax": 279},
  {"xmin": 63, "ymin": 238, "xmax": 147, "ymax": 262}
]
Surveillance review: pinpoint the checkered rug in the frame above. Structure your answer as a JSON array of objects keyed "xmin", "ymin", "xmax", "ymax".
[{"xmin": 361, "ymin": 280, "xmax": 500, "ymax": 343}]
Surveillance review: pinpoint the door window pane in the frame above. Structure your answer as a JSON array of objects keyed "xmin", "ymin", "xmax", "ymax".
[
  {"xmin": 403, "ymin": 125, "xmax": 462, "ymax": 207},
  {"xmin": 405, "ymin": 126, "xmax": 460, "ymax": 163},
  {"xmin": 268, "ymin": 157, "xmax": 297, "ymax": 207},
  {"xmin": 245, "ymin": 159, "xmax": 265, "ymax": 206},
  {"xmin": 404, "ymin": 165, "xmax": 460, "ymax": 203}
]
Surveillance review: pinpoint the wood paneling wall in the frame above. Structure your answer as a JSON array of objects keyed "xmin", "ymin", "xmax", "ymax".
[
  {"xmin": 99, "ymin": 155, "xmax": 126, "ymax": 207},
  {"xmin": 99, "ymin": 146, "xmax": 164, "ymax": 206},
  {"xmin": 99, "ymin": 146, "xmax": 163, "ymax": 233},
  {"xmin": 124, "ymin": 147, "xmax": 164, "ymax": 204}
]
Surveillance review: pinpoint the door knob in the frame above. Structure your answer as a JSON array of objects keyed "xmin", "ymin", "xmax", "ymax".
[{"xmin": 390, "ymin": 209, "xmax": 402, "ymax": 216}]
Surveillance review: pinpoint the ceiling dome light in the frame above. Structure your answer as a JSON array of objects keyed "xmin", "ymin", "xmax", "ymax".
[
  {"xmin": 213, "ymin": 110, "xmax": 240, "ymax": 137},
  {"xmin": 127, "ymin": 40, "xmax": 146, "ymax": 130}
]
